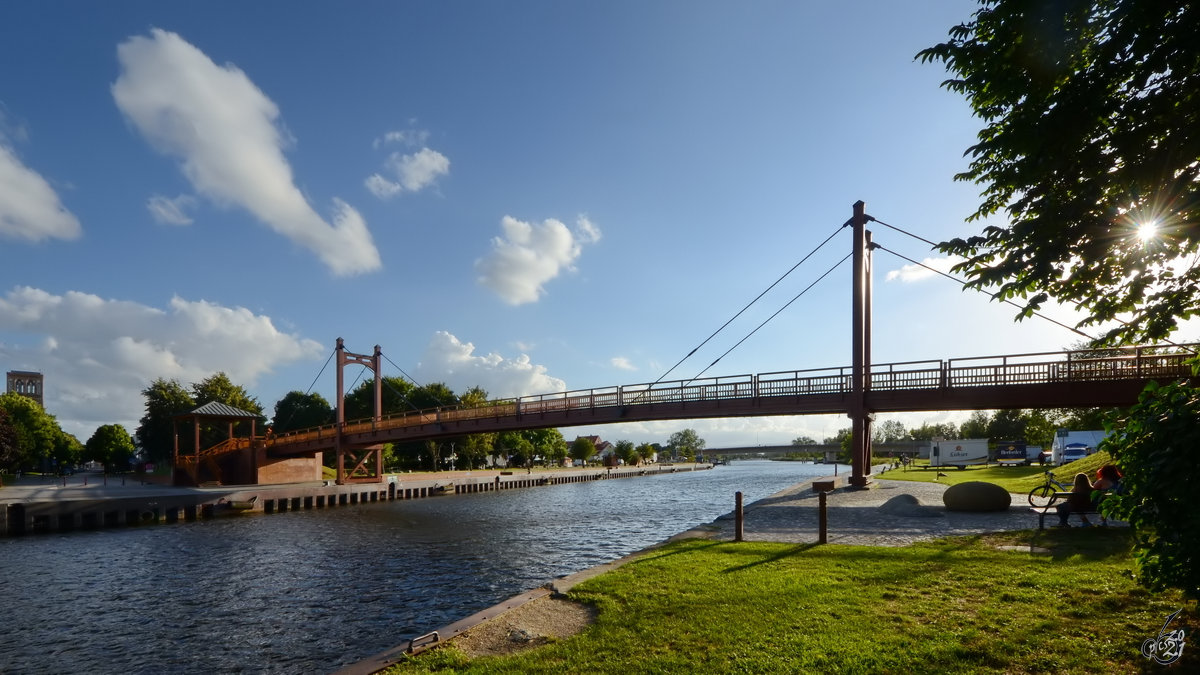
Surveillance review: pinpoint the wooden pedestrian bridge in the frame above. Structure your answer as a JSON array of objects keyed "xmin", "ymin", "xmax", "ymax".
[{"xmin": 277, "ymin": 343, "xmax": 1196, "ymax": 454}]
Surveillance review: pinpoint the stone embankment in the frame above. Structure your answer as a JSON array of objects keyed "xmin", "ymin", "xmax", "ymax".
[{"xmin": 0, "ymin": 463, "xmax": 710, "ymax": 536}]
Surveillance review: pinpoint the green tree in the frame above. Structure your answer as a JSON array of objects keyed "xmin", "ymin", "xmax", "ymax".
[
  {"xmin": 570, "ymin": 436, "xmax": 597, "ymax": 465},
  {"xmin": 0, "ymin": 391, "xmax": 76, "ymax": 472},
  {"xmin": 919, "ymin": 1, "xmax": 1200, "ymax": 345},
  {"xmin": 500, "ymin": 432, "xmax": 535, "ymax": 468},
  {"xmin": 873, "ymin": 420, "xmax": 909, "ymax": 443},
  {"xmin": 986, "ymin": 409, "xmax": 1027, "ymax": 442},
  {"xmin": 958, "ymin": 411, "xmax": 991, "ymax": 439},
  {"xmin": 790, "ymin": 435, "xmax": 818, "ymax": 446},
  {"xmin": 636, "ymin": 442, "xmax": 657, "ymax": 464},
  {"xmin": 191, "ymin": 372, "xmax": 265, "ymax": 448},
  {"xmin": 85, "ymin": 424, "xmax": 136, "ymax": 472},
  {"xmin": 922, "ymin": 0, "xmax": 1200, "ymax": 595},
  {"xmin": 824, "ymin": 427, "xmax": 853, "ymax": 464},
  {"xmin": 343, "ymin": 375, "xmax": 416, "ymax": 420},
  {"xmin": 667, "ymin": 429, "xmax": 705, "ymax": 460},
  {"xmin": 136, "ymin": 378, "xmax": 195, "ymax": 464},
  {"xmin": 908, "ymin": 421, "xmax": 959, "ymax": 441},
  {"xmin": 0, "ymin": 407, "xmax": 19, "ymax": 472},
  {"xmin": 272, "ymin": 391, "xmax": 334, "ymax": 433},
  {"xmin": 614, "ymin": 440, "xmax": 638, "ymax": 466}
]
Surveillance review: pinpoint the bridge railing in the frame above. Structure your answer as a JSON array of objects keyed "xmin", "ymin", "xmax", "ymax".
[{"xmin": 264, "ymin": 343, "xmax": 1196, "ymax": 449}]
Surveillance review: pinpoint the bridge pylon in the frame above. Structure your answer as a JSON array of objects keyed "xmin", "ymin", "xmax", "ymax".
[
  {"xmin": 849, "ymin": 200, "xmax": 875, "ymax": 488},
  {"xmin": 335, "ymin": 338, "xmax": 384, "ymax": 484}
]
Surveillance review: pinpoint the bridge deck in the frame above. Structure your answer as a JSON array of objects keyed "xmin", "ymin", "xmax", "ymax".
[{"xmin": 263, "ymin": 345, "xmax": 1196, "ymax": 456}]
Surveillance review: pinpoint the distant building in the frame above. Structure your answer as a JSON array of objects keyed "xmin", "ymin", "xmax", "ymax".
[{"xmin": 6, "ymin": 370, "xmax": 44, "ymax": 407}]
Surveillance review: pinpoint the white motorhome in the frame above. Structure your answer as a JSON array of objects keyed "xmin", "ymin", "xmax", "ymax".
[
  {"xmin": 928, "ymin": 438, "xmax": 990, "ymax": 469},
  {"xmin": 1051, "ymin": 430, "xmax": 1108, "ymax": 465}
]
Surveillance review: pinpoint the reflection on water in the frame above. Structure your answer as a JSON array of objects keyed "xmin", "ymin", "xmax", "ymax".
[{"xmin": 0, "ymin": 460, "xmax": 834, "ymax": 674}]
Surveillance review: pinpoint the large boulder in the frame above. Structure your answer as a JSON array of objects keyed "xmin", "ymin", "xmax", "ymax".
[{"xmin": 942, "ymin": 481, "xmax": 1011, "ymax": 512}]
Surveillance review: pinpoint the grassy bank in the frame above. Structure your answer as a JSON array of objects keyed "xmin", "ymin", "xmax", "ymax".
[
  {"xmin": 389, "ymin": 529, "xmax": 1193, "ymax": 674},
  {"xmin": 880, "ymin": 452, "xmax": 1115, "ymax": 495}
]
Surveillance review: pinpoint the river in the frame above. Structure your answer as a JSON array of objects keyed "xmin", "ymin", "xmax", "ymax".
[{"xmin": 0, "ymin": 460, "xmax": 837, "ymax": 674}]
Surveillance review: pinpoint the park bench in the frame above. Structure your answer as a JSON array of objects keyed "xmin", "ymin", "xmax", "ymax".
[{"xmin": 1030, "ymin": 491, "xmax": 1106, "ymax": 529}]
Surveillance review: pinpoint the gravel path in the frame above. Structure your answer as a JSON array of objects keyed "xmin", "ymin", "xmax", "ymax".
[{"xmin": 701, "ymin": 475, "xmax": 1051, "ymax": 547}]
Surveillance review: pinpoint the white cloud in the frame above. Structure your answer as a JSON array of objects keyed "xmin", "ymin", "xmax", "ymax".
[
  {"xmin": 0, "ymin": 142, "xmax": 82, "ymax": 242},
  {"xmin": 885, "ymin": 255, "xmax": 962, "ymax": 283},
  {"xmin": 146, "ymin": 193, "xmax": 196, "ymax": 225},
  {"xmin": 416, "ymin": 330, "xmax": 566, "ymax": 398},
  {"xmin": 372, "ymin": 129, "xmax": 430, "ymax": 149},
  {"xmin": 0, "ymin": 285, "xmax": 322, "ymax": 440},
  {"xmin": 610, "ymin": 356, "xmax": 637, "ymax": 371},
  {"xmin": 365, "ymin": 146, "xmax": 450, "ymax": 199},
  {"xmin": 111, "ymin": 28, "xmax": 381, "ymax": 275},
  {"xmin": 476, "ymin": 215, "xmax": 602, "ymax": 305}
]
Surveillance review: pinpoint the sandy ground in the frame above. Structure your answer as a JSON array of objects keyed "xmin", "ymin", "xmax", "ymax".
[{"xmin": 451, "ymin": 595, "xmax": 597, "ymax": 658}]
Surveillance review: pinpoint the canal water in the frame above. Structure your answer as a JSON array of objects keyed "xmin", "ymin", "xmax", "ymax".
[{"xmin": 0, "ymin": 460, "xmax": 837, "ymax": 674}]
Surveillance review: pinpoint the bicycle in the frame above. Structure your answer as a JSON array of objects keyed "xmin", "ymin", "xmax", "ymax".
[{"xmin": 1028, "ymin": 470, "xmax": 1072, "ymax": 507}]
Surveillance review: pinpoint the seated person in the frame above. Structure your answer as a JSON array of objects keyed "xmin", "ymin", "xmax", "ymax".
[
  {"xmin": 1056, "ymin": 472, "xmax": 1097, "ymax": 527},
  {"xmin": 1091, "ymin": 464, "xmax": 1123, "ymax": 523}
]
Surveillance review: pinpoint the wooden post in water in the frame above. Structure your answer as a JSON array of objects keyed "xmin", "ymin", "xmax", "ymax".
[{"xmin": 735, "ymin": 491, "xmax": 744, "ymax": 542}]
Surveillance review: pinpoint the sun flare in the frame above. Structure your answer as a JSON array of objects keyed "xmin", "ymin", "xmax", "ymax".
[{"xmin": 1136, "ymin": 220, "xmax": 1159, "ymax": 242}]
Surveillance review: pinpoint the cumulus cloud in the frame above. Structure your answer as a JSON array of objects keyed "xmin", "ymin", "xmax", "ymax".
[
  {"xmin": 111, "ymin": 28, "xmax": 380, "ymax": 275},
  {"xmin": 885, "ymin": 255, "xmax": 962, "ymax": 283},
  {"xmin": 0, "ymin": 142, "xmax": 82, "ymax": 241},
  {"xmin": 0, "ymin": 285, "xmax": 322, "ymax": 439},
  {"xmin": 416, "ymin": 331, "xmax": 565, "ymax": 398},
  {"xmin": 365, "ymin": 146, "xmax": 450, "ymax": 199},
  {"xmin": 146, "ymin": 193, "xmax": 197, "ymax": 225},
  {"xmin": 610, "ymin": 356, "xmax": 637, "ymax": 371},
  {"xmin": 476, "ymin": 215, "xmax": 602, "ymax": 305}
]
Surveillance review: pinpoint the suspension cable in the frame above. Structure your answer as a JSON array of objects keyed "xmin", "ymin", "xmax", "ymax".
[
  {"xmin": 869, "ymin": 213, "xmax": 1197, "ymax": 354},
  {"xmin": 273, "ymin": 347, "xmax": 336, "ymax": 431},
  {"xmin": 872, "ymin": 244, "xmax": 1099, "ymax": 342},
  {"xmin": 687, "ymin": 252, "xmax": 853, "ymax": 383},
  {"xmin": 650, "ymin": 221, "xmax": 850, "ymax": 386}
]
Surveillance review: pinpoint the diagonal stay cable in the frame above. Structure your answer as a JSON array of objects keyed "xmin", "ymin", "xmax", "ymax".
[
  {"xmin": 379, "ymin": 352, "xmax": 426, "ymax": 413},
  {"xmin": 873, "ymin": 244, "xmax": 1099, "ymax": 342},
  {"xmin": 273, "ymin": 347, "xmax": 336, "ymax": 432},
  {"xmin": 686, "ymin": 252, "xmax": 853, "ymax": 383},
  {"xmin": 649, "ymin": 221, "xmax": 851, "ymax": 388},
  {"xmin": 869, "ymin": 212, "xmax": 1198, "ymax": 354}
]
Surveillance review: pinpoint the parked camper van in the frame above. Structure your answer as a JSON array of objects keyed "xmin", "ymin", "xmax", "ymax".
[
  {"xmin": 1051, "ymin": 430, "xmax": 1108, "ymax": 465},
  {"xmin": 928, "ymin": 438, "xmax": 989, "ymax": 469}
]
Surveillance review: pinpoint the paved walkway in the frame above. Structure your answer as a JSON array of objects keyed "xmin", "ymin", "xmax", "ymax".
[{"xmin": 700, "ymin": 475, "xmax": 1062, "ymax": 546}]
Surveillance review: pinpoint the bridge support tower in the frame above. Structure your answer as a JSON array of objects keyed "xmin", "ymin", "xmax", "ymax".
[
  {"xmin": 335, "ymin": 338, "xmax": 384, "ymax": 485},
  {"xmin": 849, "ymin": 200, "xmax": 875, "ymax": 488}
]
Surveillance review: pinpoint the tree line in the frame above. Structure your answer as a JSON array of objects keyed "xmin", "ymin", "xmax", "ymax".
[{"xmin": 0, "ymin": 370, "xmax": 711, "ymax": 476}]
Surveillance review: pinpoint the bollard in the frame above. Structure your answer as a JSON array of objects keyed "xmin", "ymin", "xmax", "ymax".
[
  {"xmin": 735, "ymin": 491, "xmax": 744, "ymax": 542},
  {"xmin": 818, "ymin": 491, "xmax": 828, "ymax": 544}
]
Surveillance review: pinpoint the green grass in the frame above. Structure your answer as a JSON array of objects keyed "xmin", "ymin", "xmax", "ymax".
[
  {"xmin": 881, "ymin": 452, "xmax": 1115, "ymax": 495},
  {"xmin": 388, "ymin": 530, "xmax": 1194, "ymax": 674}
]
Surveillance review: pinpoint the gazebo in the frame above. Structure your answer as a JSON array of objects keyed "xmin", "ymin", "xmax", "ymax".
[{"xmin": 172, "ymin": 402, "xmax": 260, "ymax": 486}]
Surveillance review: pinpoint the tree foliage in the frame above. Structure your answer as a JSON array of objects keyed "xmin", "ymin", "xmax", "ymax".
[
  {"xmin": 0, "ymin": 391, "xmax": 80, "ymax": 471},
  {"xmin": 923, "ymin": 0, "xmax": 1200, "ymax": 596},
  {"xmin": 916, "ymin": 2, "xmax": 1200, "ymax": 343},
  {"xmin": 85, "ymin": 424, "xmax": 136, "ymax": 472},
  {"xmin": 0, "ymin": 407, "xmax": 19, "ymax": 471},
  {"xmin": 919, "ymin": 1, "xmax": 1200, "ymax": 344},
  {"xmin": 136, "ymin": 378, "xmax": 194, "ymax": 463},
  {"xmin": 790, "ymin": 435, "xmax": 818, "ymax": 446},
  {"xmin": 1103, "ymin": 381, "xmax": 1200, "ymax": 596},
  {"xmin": 569, "ymin": 436, "xmax": 597, "ymax": 464},
  {"xmin": 667, "ymin": 429, "xmax": 705, "ymax": 459},
  {"xmin": 614, "ymin": 440, "xmax": 638, "ymax": 466},
  {"xmin": 272, "ymin": 391, "xmax": 334, "ymax": 433}
]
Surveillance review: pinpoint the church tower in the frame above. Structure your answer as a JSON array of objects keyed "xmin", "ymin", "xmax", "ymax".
[{"xmin": 7, "ymin": 370, "xmax": 44, "ymax": 408}]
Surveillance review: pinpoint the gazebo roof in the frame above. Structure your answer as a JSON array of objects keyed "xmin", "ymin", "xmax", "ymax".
[{"xmin": 179, "ymin": 401, "xmax": 260, "ymax": 419}]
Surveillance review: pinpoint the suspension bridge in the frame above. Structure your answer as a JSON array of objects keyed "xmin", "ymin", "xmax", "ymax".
[{"xmin": 172, "ymin": 201, "xmax": 1199, "ymax": 487}]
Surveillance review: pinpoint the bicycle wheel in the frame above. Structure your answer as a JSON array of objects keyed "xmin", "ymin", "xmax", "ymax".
[{"xmin": 1028, "ymin": 484, "xmax": 1055, "ymax": 508}]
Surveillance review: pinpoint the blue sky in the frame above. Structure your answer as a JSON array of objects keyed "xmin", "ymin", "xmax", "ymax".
[{"xmin": 0, "ymin": 1, "xmax": 1105, "ymax": 447}]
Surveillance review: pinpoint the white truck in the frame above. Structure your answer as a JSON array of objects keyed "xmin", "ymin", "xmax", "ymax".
[
  {"xmin": 1051, "ymin": 430, "xmax": 1108, "ymax": 465},
  {"xmin": 928, "ymin": 438, "xmax": 990, "ymax": 469}
]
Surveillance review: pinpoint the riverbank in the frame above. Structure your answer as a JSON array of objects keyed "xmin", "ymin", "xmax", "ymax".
[
  {"xmin": 0, "ymin": 463, "xmax": 712, "ymax": 536},
  {"xmin": 372, "ymin": 470, "xmax": 1182, "ymax": 673}
]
